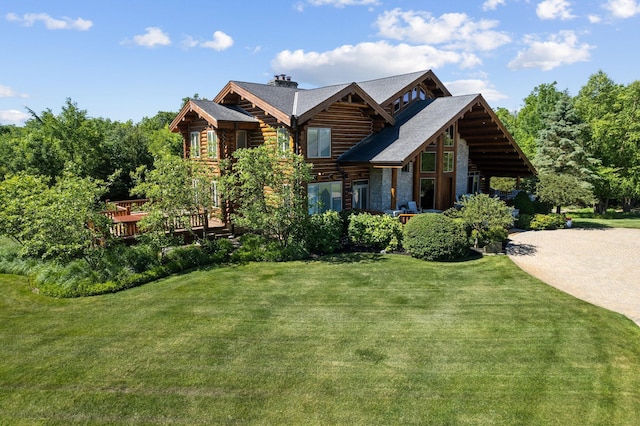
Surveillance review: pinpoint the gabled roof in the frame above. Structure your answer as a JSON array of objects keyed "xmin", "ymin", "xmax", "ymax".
[
  {"xmin": 338, "ymin": 93, "xmax": 536, "ymax": 176},
  {"xmin": 215, "ymin": 80, "xmax": 394, "ymax": 127},
  {"xmin": 339, "ymin": 95, "xmax": 478, "ymax": 166},
  {"xmin": 294, "ymin": 83, "xmax": 394, "ymax": 125},
  {"xmin": 170, "ymin": 99, "xmax": 257, "ymax": 131},
  {"xmin": 357, "ymin": 70, "xmax": 451, "ymax": 105}
]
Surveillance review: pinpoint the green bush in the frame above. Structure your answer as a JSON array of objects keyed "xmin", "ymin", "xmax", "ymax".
[
  {"xmin": 403, "ymin": 214, "xmax": 469, "ymax": 261},
  {"xmin": 529, "ymin": 214, "xmax": 566, "ymax": 230},
  {"xmin": 307, "ymin": 211, "xmax": 343, "ymax": 254},
  {"xmin": 513, "ymin": 191, "xmax": 535, "ymax": 215},
  {"xmin": 515, "ymin": 214, "xmax": 534, "ymax": 230},
  {"xmin": 348, "ymin": 213, "xmax": 403, "ymax": 252},
  {"xmin": 231, "ymin": 234, "xmax": 308, "ymax": 262}
]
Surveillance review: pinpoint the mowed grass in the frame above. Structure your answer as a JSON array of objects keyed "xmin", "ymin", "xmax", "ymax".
[
  {"xmin": 2, "ymin": 254, "xmax": 640, "ymax": 425},
  {"xmin": 567, "ymin": 208, "xmax": 640, "ymax": 229}
]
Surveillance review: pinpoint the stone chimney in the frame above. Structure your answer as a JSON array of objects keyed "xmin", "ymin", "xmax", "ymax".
[{"xmin": 268, "ymin": 74, "xmax": 298, "ymax": 88}]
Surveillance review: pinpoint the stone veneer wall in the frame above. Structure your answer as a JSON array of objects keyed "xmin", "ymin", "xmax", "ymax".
[
  {"xmin": 456, "ymin": 138, "xmax": 469, "ymax": 197},
  {"xmin": 397, "ymin": 162, "xmax": 414, "ymax": 209},
  {"xmin": 367, "ymin": 164, "xmax": 414, "ymax": 211}
]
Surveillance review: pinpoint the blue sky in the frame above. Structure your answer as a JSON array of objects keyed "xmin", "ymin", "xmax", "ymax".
[{"xmin": 2, "ymin": 0, "xmax": 640, "ymax": 125}]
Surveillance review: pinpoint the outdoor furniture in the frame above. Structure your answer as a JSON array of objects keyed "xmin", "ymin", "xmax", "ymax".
[{"xmin": 406, "ymin": 201, "xmax": 420, "ymax": 214}]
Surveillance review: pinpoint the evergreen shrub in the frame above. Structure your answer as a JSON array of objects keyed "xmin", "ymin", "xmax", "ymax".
[{"xmin": 403, "ymin": 214, "xmax": 469, "ymax": 261}]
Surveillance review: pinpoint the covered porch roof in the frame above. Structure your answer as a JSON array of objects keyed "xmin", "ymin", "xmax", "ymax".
[{"xmin": 338, "ymin": 94, "xmax": 535, "ymax": 177}]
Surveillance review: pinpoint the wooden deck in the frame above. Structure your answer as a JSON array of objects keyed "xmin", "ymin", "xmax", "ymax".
[{"xmin": 103, "ymin": 199, "xmax": 228, "ymax": 240}]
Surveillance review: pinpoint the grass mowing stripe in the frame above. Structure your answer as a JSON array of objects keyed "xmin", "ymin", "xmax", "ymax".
[{"xmin": 1, "ymin": 255, "xmax": 640, "ymax": 424}]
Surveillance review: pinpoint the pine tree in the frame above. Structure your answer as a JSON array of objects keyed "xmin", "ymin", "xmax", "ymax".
[{"xmin": 534, "ymin": 94, "xmax": 599, "ymax": 181}]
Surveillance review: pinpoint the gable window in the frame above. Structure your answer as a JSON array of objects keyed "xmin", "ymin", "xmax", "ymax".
[
  {"xmin": 207, "ymin": 130, "xmax": 218, "ymax": 159},
  {"xmin": 307, "ymin": 127, "xmax": 331, "ymax": 158},
  {"xmin": 190, "ymin": 131, "xmax": 200, "ymax": 159},
  {"xmin": 444, "ymin": 125, "xmax": 454, "ymax": 147},
  {"xmin": 308, "ymin": 181, "xmax": 342, "ymax": 214},
  {"xmin": 236, "ymin": 130, "xmax": 247, "ymax": 149},
  {"xmin": 421, "ymin": 152, "xmax": 436, "ymax": 173},
  {"xmin": 277, "ymin": 127, "xmax": 290, "ymax": 152},
  {"xmin": 443, "ymin": 152, "xmax": 454, "ymax": 173}
]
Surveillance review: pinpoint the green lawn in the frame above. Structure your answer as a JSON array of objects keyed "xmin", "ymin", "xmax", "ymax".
[
  {"xmin": 567, "ymin": 208, "xmax": 640, "ymax": 229},
  {"xmin": 2, "ymin": 254, "xmax": 640, "ymax": 425}
]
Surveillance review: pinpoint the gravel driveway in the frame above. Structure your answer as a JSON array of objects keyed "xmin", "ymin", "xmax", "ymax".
[{"xmin": 506, "ymin": 228, "xmax": 640, "ymax": 326}]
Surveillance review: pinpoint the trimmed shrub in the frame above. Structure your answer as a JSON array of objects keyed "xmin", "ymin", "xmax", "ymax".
[
  {"xmin": 513, "ymin": 191, "xmax": 535, "ymax": 215},
  {"xmin": 403, "ymin": 214, "xmax": 469, "ymax": 261},
  {"xmin": 307, "ymin": 211, "xmax": 343, "ymax": 254},
  {"xmin": 515, "ymin": 214, "xmax": 534, "ymax": 230},
  {"xmin": 529, "ymin": 214, "xmax": 566, "ymax": 230},
  {"xmin": 348, "ymin": 213, "xmax": 403, "ymax": 252}
]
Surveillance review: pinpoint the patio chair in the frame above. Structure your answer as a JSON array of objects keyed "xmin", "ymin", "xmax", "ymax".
[{"xmin": 406, "ymin": 201, "xmax": 420, "ymax": 214}]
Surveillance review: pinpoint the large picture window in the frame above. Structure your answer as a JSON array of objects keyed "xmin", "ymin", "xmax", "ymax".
[
  {"xmin": 207, "ymin": 130, "xmax": 218, "ymax": 159},
  {"xmin": 421, "ymin": 152, "xmax": 436, "ymax": 173},
  {"xmin": 308, "ymin": 181, "xmax": 342, "ymax": 214},
  {"xmin": 443, "ymin": 152, "xmax": 454, "ymax": 173},
  {"xmin": 307, "ymin": 128, "xmax": 331, "ymax": 158},
  {"xmin": 190, "ymin": 131, "xmax": 200, "ymax": 158}
]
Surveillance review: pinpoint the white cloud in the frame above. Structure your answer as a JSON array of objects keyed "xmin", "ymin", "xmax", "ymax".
[
  {"xmin": 6, "ymin": 12, "xmax": 92, "ymax": 31},
  {"xmin": 445, "ymin": 79, "xmax": 508, "ymax": 102},
  {"xmin": 536, "ymin": 0, "xmax": 576, "ymax": 20},
  {"xmin": 271, "ymin": 41, "xmax": 480, "ymax": 86},
  {"xmin": 0, "ymin": 84, "xmax": 28, "ymax": 98},
  {"xmin": 132, "ymin": 27, "xmax": 171, "ymax": 48},
  {"xmin": 604, "ymin": 0, "xmax": 640, "ymax": 18},
  {"xmin": 508, "ymin": 30, "xmax": 593, "ymax": 71},
  {"xmin": 307, "ymin": 0, "xmax": 380, "ymax": 7},
  {"xmin": 375, "ymin": 9, "xmax": 511, "ymax": 52},
  {"xmin": 182, "ymin": 31, "xmax": 234, "ymax": 51},
  {"xmin": 0, "ymin": 109, "xmax": 30, "ymax": 125},
  {"xmin": 200, "ymin": 31, "xmax": 234, "ymax": 51},
  {"xmin": 483, "ymin": 0, "xmax": 507, "ymax": 11},
  {"xmin": 588, "ymin": 14, "xmax": 602, "ymax": 23}
]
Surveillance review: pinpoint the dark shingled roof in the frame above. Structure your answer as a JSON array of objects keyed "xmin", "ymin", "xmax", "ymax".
[
  {"xmin": 191, "ymin": 99, "xmax": 258, "ymax": 123},
  {"xmin": 357, "ymin": 70, "xmax": 430, "ymax": 105},
  {"xmin": 339, "ymin": 94, "xmax": 480, "ymax": 165},
  {"xmin": 230, "ymin": 81, "xmax": 299, "ymax": 116}
]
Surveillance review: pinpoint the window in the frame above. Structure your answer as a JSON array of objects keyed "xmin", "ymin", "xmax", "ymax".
[
  {"xmin": 236, "ymin": 130, "xmax": 247, "ymax": 149},
  {"xmin": 419, "ymin": 87, "xmax": 427, "ymax": 100},
  {"xmin": 211, "ymin": 181, "xmax": 219, "ymax": 208},
  {"xmin": 421, "ymin": 152, "xmax": 436, "ymax": 173},
  {"xmin": 277, "ymin": 127, "xmax": 290, "ymax": 152},
  {"xmin": 444, "ymin": 126, "xmax": 454, "ymax": 147},
  {"xmin": 468, "ymin": 172, "xmax": 480, "ymax": 194},
  {"xmin": 190, "ymin": 131, "xmax": 200, "ymax": 158},
  {"xmin": 308, "ymin": 181, "xmax": 342, "ymax": 214},
  {"xmin": 207, "ymin": 130, "xmax": 218, "ymax": 159},
  {"xmin": 352, "ymin": 181, "xmax": 368, "ymax": 210},
  {"xmin": 443, "ymin": 152, "xmax": 454, "ymax": 173},
  {"xmin": 307, "ymin": 127, "xmax": 331, "ymax": 158}
]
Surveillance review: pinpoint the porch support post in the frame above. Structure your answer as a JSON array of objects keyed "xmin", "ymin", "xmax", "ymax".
[{"xmin": 391, "ymin": 168, "xmax": 398, "ymax": 210}]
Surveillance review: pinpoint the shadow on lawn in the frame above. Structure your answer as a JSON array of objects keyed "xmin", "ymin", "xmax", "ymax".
[{"xmin": 314, "ymin": 252, "xmax": 388, "ymax": 264}]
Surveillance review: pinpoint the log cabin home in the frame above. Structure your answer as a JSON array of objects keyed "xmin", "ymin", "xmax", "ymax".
[{"xmin": 170, "ymin": 69, "xmax": 535, "ymax": 226}]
